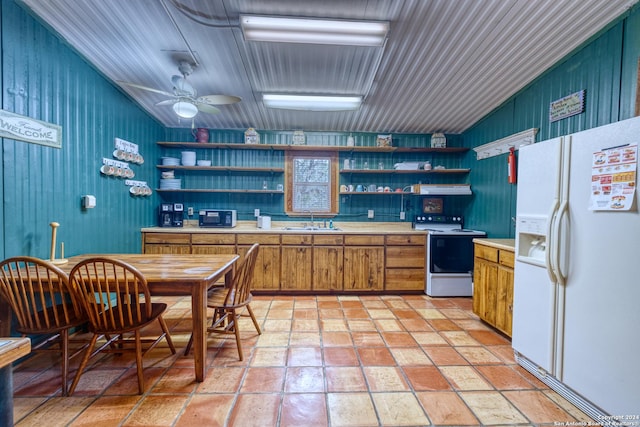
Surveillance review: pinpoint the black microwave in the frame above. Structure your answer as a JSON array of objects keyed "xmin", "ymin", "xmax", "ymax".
[{"xmin": 199, "ymin": 209, "xmax": 237, "ymax": 228}]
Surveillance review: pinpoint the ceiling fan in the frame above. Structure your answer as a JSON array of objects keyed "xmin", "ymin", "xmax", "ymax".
[{"xmin": 117, "ymin": 61, "xmax": 241, "ymax": 119}]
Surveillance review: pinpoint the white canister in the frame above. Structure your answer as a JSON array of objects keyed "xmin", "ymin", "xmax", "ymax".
[
  {"xmin": 424, "ymin": 161, "xmax": 432, "ymax": 171},
  {"xmin": 257, "ymin": 216, "xmax": 271, "ymax": 230},
  {"xmin": 347, "ymin": 134, "xmax": 355, "ymax": 146},
  {"xmin": 181, "ymin": 151, "xmax": 196, "ymax": 166},
  {"xmin": 344, "ymin": 159, "xmax": 351, "ymax": 170}
]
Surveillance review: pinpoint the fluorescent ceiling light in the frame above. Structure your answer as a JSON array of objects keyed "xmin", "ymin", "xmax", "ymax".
[
  {"xmin": 263, "ymin": 94, "xmax": 362, "ymax": 111},
  {"xmin": 240, "ymin": 15, "xmax": 389, "ymax": 46},
  {"xmin": 173, "ymin": 101, "xmax": 198, "ymax": 118}
]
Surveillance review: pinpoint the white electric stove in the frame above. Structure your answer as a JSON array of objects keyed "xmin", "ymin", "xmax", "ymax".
[{"xmin": 413, "ymin": 215, "xmax": 486, "ymax": 297}]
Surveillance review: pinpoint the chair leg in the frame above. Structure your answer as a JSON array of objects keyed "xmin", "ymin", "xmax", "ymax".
[
  {"xmin": 61, "ymin": 329, "xmax": 69, "ymax": 396},
  {"xmin": 184, "ymin": 334, "xmax": 193, "ymax": 355},
  {"xmin": 68, "ymin": 333, "xmax": 100, "ymax": 395},
  {"xmin": 230, "ymin": 310, "xmax": 243, "ymax": 361},
  {"xmin": 157, "ymin": 316, "xmax": 176, "ymax": 354},
  {"xmin": 134, "ymin": 330, "xmax": 144, "ymax": 394},
  {"xmin": 246, "ymin": 305, "xmax": 262, "ymax": 335}
]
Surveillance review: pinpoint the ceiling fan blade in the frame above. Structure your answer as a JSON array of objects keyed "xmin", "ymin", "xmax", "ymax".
[
  {"xmin": 155, "ymin": 99, "xmax": 177, "ymax": 106},
  {"xmin": 117, "ymin": 81, "xmax": 174, "ymax": 97},
  {"xmin": 198, "ymin": 94, "xmax": 241, "ymax": 105},
  {"xmin": 196, "ymin": 103, "xmax": 220, "ymax": 114},
  {"xmin": 171, "ymin": 75, "xmax": 195, "ymax": 96}
]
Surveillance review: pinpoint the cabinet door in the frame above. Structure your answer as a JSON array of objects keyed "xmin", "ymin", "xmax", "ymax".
[
  {"xmin": 281, "ymin": 246, "xmax": 312, "ymax": 290},
  {"xmin": 472, "ymin": 257, "xmax": 498, "ymax": 324},
  {"xmin": 313, "ymin": 246, "xmax": 343, "ymax": 291},
  {"xmin": 496, "ymin": 265, "xmax": 514, "ymax": 336},
  {"xmin": 239, "ymin": 244, "xmax": 281, "ymax": 290},
  {"xmin": 144, "ymin": 244, "xmax": 191, "ymax": 254},
  {"xmin": 343, "ymin": 247, "xmax": 384, "ymax": 291}
]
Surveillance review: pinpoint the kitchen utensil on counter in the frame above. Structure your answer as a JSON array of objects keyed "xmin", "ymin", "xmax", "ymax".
[{"xmin": 48, "ymin": 221, "xmax": 68, "ymax": 265}]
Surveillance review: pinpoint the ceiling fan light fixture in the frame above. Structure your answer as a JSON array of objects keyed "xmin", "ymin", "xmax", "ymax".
[
  {"xmin": 263, "ymin": 94, "xmax": 362, "ymax": 111},
  {"xmin": 173, "ymin": 100, "xmax": 198, "ymax": 118},
  {"xmin": 241, "ymin": 15, "xmax": 389, "ymax": 46}
]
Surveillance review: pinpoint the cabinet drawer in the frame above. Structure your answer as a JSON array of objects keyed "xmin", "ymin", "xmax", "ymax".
[
  {"xmin": 385, "ymin": 269, "xmax": 425, "ymax": 290},
  {"xmin": 385, "ymin": 234, "xmax": 426, "ymax": 245},
  {"xmin": 344, "ymin": 235, "xmax": 385, "ymax": 246},
  {"xmin": 282, "ymin": 234, "xmax": 312, "ymax": 245},
  {"xmin": 191, "ymin": 233, "xmax": 236, "ymax": 245},
  {"xmin": 386, "ymin": 246, "xmax": 425, "ymax": 268},
  {"xmin": 499, "ymin": 250, "xmax": 515, "ymax": 268},
  {"xmin": 314, "ymin": 234, "xmax": 344, "ymax": 245},
  {"xmin": 237, "ymin": 234, "xmax": 280, "ymax": 245},
  {"xmin": 144, "ymin": 233, "xmax": 190, "ymax": 245},
  {"xmin": 474, "ymin": 244, "xmax": 498, "ymax": 262}
]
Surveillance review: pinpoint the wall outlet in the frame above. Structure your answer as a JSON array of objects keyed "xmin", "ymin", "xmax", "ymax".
[
  {"xmin": 254, "ymin": 208, "xmax": 260, "ymax": 217},
  {"xmin": 368, "ymin": 209, "xmax": 374, "ymax": 219},
  {"xmin": 399, "ymin": 211, "xmax": 405, "ymax": 220},
  {"xmin": 187, "ymin": 207, "xmax": 194, "ymax": 216}
]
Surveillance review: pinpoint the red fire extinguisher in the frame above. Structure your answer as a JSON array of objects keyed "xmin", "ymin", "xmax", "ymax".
[{"xmin": 508, "ymin": 147, "xmax": 517, "ymax": 184}]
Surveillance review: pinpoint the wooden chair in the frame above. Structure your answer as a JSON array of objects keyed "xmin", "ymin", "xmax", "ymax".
[
  {"xmin": 68, "ymin": 257, "xmax": 175, "ymax": 395},
  {"xmin": 185, "ymin": 243, "xmax": 261, "ymax": 360},
  {"xmin": 0, "ymin": 256, "xmax": 89, "ymax": 396}
]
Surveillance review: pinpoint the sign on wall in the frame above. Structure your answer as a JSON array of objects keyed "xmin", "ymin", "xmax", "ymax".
[
  {"xmin": 0, "ymin": 109, "xmax": 62, "ymax": 148},
  {"xmin": 549, "ymin": 90, "xmax": 585, "ymax": 123}
]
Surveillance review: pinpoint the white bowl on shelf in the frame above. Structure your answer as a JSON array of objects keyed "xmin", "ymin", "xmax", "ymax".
[{"xmin": 197, "ymin": 160, "xmax": 212, "ymax": 166}]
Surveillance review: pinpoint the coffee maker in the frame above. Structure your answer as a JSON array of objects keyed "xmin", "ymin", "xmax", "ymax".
[{"xmin": 158, "ymin": 203, "xmax": 184, "ymax": 227}]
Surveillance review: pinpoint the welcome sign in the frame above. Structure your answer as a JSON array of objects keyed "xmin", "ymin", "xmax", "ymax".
[{"xmin": 0, "ymin": 109, "xmax": 62, "ymax": 148}]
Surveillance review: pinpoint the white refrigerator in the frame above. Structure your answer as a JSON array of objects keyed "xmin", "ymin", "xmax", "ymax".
[{"xmin": 513, "ymin": 116, "xmax": 640, "ymax": 422}]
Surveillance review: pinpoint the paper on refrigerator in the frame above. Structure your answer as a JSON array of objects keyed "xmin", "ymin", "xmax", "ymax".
[{"xmin": 589, "ymin": 144, "xmax": 637, "ymax": 211}]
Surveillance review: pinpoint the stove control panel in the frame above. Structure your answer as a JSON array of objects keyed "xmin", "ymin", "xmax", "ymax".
[{"xmin": 413, "ymin": 215, "xmax": 464, "ymax": 226}]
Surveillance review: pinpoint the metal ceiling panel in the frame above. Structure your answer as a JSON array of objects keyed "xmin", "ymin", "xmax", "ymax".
[{"xmin": 18, "ymin": 0, "xmax": 639, "ymax": 133}]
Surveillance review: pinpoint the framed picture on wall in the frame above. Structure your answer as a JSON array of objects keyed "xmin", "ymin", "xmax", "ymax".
[{"xmin": 423, "ymin": 197, "xmax": 444, "ymax": 214}]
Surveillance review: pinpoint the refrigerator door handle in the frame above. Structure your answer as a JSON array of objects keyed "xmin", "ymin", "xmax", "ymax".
[
  {"xmin": 546, "ymin": 199, "xmax": 559, "ymax": 284},
  {"xmin": 555, "ymin": 200, "xmax": 569, "ymax": 285}
]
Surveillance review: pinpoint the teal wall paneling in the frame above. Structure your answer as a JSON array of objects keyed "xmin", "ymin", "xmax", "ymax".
[
  {"xmin": 1, "ymin": 0, "xmax": 164, "ymax": 259},
  {"xmin": 3, "ymin": 0, "xmax": 639, "ymax": 252},
  {"xmin": 621, "ymin": 9, "xmax": 640, "ymax": 119},
  {"xmin": 462, "ymin": 8, "xmax": 638, "ymax": 237}
]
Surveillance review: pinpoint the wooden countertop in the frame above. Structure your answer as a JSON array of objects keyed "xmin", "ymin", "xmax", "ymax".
[
  {"xmin": 0, "ymin": 338, "xmax": 30, "ymax": 368},
  {"xmin": 142, "ymin": 220, "xmax": 427, "ymax": 235},
  {"xmin": 473, "ymin": 238, "xmax": 515, "ymax": 251}
]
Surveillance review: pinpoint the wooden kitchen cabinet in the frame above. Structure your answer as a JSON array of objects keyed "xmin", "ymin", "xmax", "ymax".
[
  {"xmin": 191, "ymin": 233, "xmax": 236, "ymax": 254},
  {"xmin": 385, "ymin": 234, "xmax": 426, "ymax": 291},
  {"xmin": 313, "ymin": 234, "xmax": 344, "ymax": 291},
  {"xmin": 473, "ymin": 239, "xmax": 515, "ymax": 337},
  {"xmin": 343, "ymin": 235, "xmax": 384, "ymax": 291},
  {"xmin": 237, "ymin": 234, "xmax": 281, "ymax": 291},
  {"xmin": 281, "ymin": 234, "xmax": 313, "ymax": 291},
  {"xmin": 143, "ymin": 233, "xmax": 191, "ymax": 254}
]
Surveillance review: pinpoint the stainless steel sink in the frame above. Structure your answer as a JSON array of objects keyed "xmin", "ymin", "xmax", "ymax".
[{"xmin": 282, "ymin": 226, "xmax": 341, "ymax": 232}]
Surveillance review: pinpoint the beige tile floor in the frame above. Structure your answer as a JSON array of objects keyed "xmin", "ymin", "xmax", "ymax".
[{"xmin": 11, "ymin": 295, "xmax": 599, "ymax": 426}]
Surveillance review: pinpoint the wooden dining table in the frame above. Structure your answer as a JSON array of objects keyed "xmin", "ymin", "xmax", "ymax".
[{"xmin": 59, "ymin": 253, "xmax": 239, "ymax": 382}]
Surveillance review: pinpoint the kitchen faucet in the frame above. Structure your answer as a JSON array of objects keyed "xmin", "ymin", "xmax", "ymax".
[{"xmin": 304, "ymin": 210, "xmax": 314, "ymax": 228}]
